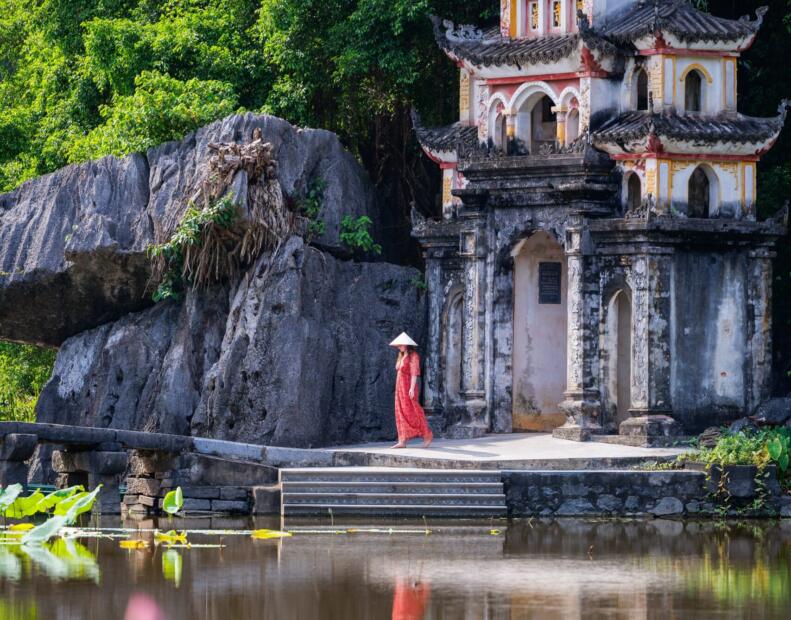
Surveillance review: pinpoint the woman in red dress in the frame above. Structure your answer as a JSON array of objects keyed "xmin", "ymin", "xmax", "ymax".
[{"xmin": 389, "ymin": 332, "xmax": 433, "ymax": 449}]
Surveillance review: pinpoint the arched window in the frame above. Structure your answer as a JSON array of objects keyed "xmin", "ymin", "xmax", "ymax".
[
  {"xmin": 636, "ymin": 70, "xmax": 649, "ymax": 111},
  {"xmin": 688, "ymin": 167, "xmax": 710, "ymax": 217},
  {"xmin": 626, "ymin": 174, "xmax": 641, "ymax": 212},
  {"xmin": 685, "ymin": 71, "xmax": 702, "ymax": 113}
]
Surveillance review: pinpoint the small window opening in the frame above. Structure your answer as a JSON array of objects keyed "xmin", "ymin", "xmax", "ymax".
[{"xmin": 685, "ymin": 71, "xmax": 702, "ymax": 113}]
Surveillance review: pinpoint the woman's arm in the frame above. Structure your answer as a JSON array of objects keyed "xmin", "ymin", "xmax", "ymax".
[{"xmin": 409, "ymin": 375, "xmax": 417, "ymax": 400}]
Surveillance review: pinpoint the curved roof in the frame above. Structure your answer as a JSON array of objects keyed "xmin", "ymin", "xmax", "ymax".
[
  {"xmin": 592, "ymin": 109, "xmax": 786, "ymax": 146},
  {"xmin": 601, "ymin": 0, "xmax": 767, "ymax": 45},
  {"xmin": 412, "ymin": 110, "xmax": 479, "ymax": 154},
  {"xmin": 431, "ymin": 16, "xmax": 622, "ymax": 69}
]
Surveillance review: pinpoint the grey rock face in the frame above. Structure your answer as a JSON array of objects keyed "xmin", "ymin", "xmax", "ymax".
[
  {"xmin": 0, "ymin": 113, "xmax": 377, "ymax": 346},
  {"xmin": 37, "ymin": 236, "xmax": 425, "ymax": 448},
  {"xmin": 753, "ymin": 398, "xmax": 791, "ymax": 426}
]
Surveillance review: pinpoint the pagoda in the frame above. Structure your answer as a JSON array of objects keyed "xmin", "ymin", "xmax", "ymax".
[{"xmin": 412, "ymin": 0, "xmax": 789, "ymax": 443}]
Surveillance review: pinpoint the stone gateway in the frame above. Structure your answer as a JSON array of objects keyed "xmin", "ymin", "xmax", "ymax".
[{"xmin": 413, "ymin": 0, "xmax": 789, "ymax": 442}]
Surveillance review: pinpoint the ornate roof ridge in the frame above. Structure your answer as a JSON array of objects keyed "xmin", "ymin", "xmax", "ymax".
[
  {"xmin": 600, "ymin": 2, "xmax": 768, "ymax": 45},
  {"xmin": 430, "ymin": 14, "xmax": 624, "ymax": 68},
  {"xmin": 592, "ymin": 106, "xmax": 788, "ymax": 145},
  {"xmin": 411, "ymin": 108, "xmax": 479, "ymax": 153}
]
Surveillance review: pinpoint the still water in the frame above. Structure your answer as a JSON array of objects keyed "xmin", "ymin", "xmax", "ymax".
[{"xmin": 0, "ymin": 517, "xmax": 790, "ymax": 619}]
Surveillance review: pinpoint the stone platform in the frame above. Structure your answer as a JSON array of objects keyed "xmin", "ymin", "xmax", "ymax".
[{"xmin": 322, "ymin": 433, "xmax": 690, "ymax": 471}]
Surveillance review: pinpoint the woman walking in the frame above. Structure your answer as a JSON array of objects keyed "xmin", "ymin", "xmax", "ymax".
[{"xmin": 390, "ymin": 332, "xmax": 433, "ymax": 449}]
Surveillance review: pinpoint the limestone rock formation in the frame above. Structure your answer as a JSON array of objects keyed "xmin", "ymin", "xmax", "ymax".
[
  {"xmin": 37, "ymin": 236, "xmax": 425, "ymax": 447},
  {"xmin": 0, "ymin": 113, "xmax": 377, "ymax": 346}
]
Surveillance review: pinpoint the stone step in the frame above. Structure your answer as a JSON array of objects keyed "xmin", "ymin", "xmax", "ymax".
[
  {"xmin": 280, "ymin": 468, "xmax": 502, "ymax": 484},
  {"xmin": 282, "ymin": 481, "xmax": 503, "ymax": 495},
  {"xmin": 280, "ymin": 467, "xmax": 506, "ymax": 518},
  {"xmin": 282, "ymin": 503, "xmax": 508, "ymax": 518},
  {"xmin": 283, "ymin": 492, "xmax": 506, "ymax": 507}
]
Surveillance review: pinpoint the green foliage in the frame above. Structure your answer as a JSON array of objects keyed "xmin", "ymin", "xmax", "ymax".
[
  {"xmin": 147, "ymin": 195, "xmax": 239, "ymax": 301},
  {"xmin": 410, "ymin": 275, "xmax": 428, "ymax": 291},
  {"xmin": 66, "ymin": 71, "xmax": 239, "ymax": 162},
  {"xmin": 685, "ymin": 428, "xmax": 791, "ymax": 491},
  {"xmin": 340, "ymin": 215, "xmax": 382, "ymax": 255},
  {"xmin": 0, "ymin": 342, "xmax": 56, "ymax": 422},
  {"xmin": 299, "ymin": 178, "xmax": 327, "ymax": 240},
  {"xmin": 162, "ymin": 486, "xmax": 184, "ymax": 515}
]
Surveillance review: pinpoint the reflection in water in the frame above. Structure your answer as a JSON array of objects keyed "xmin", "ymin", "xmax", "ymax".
[
  {"xmin": 0, "ymin": 518, "xmax": 788, "ymax": 619},
  {"xmin": 391, "ymin": 579, "xmax": 430, "ymax": 620}
]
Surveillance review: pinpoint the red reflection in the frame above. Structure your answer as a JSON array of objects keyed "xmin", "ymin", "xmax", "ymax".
[
  {"xmin": 392, "ymin": 579, "xmax": 430, "ymax": 620},
  {"xmin": 124, "ymin": 593, "xmax": 166, "ymax": 620}
]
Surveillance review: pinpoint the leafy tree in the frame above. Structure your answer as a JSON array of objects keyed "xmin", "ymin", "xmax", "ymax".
[{"xmin": 0, "ymin": 342, "xmax": 56, "ymax": 421}]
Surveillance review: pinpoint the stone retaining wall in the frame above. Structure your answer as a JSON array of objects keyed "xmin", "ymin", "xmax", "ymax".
[{"xmin": 505, "ymin": 470, "xmax": 722, "ymax": 517}]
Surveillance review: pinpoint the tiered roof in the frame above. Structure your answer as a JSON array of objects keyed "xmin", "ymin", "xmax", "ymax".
[{"xmin": 411, "ymin": 110, "xmax": 478, "ymax": 155}]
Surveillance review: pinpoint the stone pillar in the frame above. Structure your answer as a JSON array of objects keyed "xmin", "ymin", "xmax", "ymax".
[
  {"xmin": 553, "ymin": 106, "xmax": 568, "ymax": 146},
  {"xmin": 554, "ymin": 217, "xmax": 602, "ymax": 441},
  {"xmin": 423, "ymin": 251, "xmax": 445, "ymax": 413},
  {"xmin": 456, "ymin": 188, "xmax": 489, "ymax": 432},
  {"xmin": 619, "ymin": 252, "xmax": 680, "ymax": 442},
  {"xmin": 746, "ymin": 248, "xmax": 775, "ymax": 413},
  {"xmin": 52, "ymin": 448, "xmax": 128, "ymax": 515},
  {"xmin": 505, "ymin": 113, "xmax": 516, "ymax": 155},
  {"xmin": 0, "ymin": 434, "xmax": 37, "ymax": 485}
]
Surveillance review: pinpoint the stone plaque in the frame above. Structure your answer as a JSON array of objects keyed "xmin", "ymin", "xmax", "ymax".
[{"xmin": 538, "ymin": 262, "xmax": 562, "ymax": 304}]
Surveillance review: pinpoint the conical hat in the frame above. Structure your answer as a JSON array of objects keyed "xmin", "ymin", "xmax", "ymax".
[{"xmin": 389, "ymin": 332, "xmax": 418, "ymax": 347}]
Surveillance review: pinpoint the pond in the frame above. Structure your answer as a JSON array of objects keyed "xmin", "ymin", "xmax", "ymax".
[{"xmin": 1, "ymin": 517, "xmax": 790, "ymax": 619}]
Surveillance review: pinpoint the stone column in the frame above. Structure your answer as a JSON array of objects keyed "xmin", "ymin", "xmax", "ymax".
[
  {"xmin": 0, "ymin": 434, "xmax": 37, "ymax": 485},
  {"xmin": 746, "ymin": 248, "xmax": 775, "ymax": 413},
  {"xmin": 456, "ymin": 188, "xmax": 489, "ymax": 432},
  {"xmin": 423, "ymin": 251, "xmax": 444, "ymax": 413},
  {"xmin": 619, "ymin": 252, "xmax": 680, "ymax": 441},
  {"xmin": 554, "ymin": 217, "xmax": 602, "ymax": 441},
  {"xmin": 52, "ymin": 448, "xmax": 128, "ymax": 515},
  {"xmin": 553, "ymin": 105, "xmax": 568, "ymax": 146}
]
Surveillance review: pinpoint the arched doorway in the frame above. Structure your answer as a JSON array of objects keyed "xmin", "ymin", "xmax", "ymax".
[
  {"xmin": 605, "ymin": 289, "xmax": 633, "ymax": 427},
  {"xmin": 626, "ymin": 173, "xmax": 641, "ymax": 213},
  {"xmin": 514, "ymin": 91, "xmax": 557, "ymax": 154},
  {"xmin": 511, "ymin": 231, "xmax": 567, "ymax": 432},
  {"xmin": 688, "ymin": 166, "xmax": 715, "ymax": 218}
]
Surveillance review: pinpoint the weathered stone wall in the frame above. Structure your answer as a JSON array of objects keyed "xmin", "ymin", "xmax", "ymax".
[
  {"xmin": 37, "ymin": 236, "xmax": 425, "ymax": 448},
  {"xmin": 504, "ymin": 470, "xmax": 710, "ymax": 517}
]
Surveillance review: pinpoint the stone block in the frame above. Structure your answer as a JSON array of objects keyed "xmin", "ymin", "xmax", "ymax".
[
  {"xmin": 194, "ymin": 438, "xmax": 265, "ymax": 462},
  {"xmin": 220, "ymin": 487, "xmax": 249, "ymax": 501},
  {"xmin": 263, "ymin": 446, "xmax": 333, "ymax": 468},
  {"xmin": 52, "ymin": 450, "xmax": 78, "ymax": 473},
  {"xmin": 211, "ymin": 499, "xmax": 249, "ymax": 514},
  {"xmin": 649, "ymin": 497, "xmax": 684, "ymax": 517},
  {"xmin": 0, "ymin": 434, "xmax": 38, "ymax": 461},
  {"xmin": 123, "ymin": 494, "xmax": 140, "ymax": 505},
  {"xmin": 129, "ymin": 451, "xmax": 175, "ymax": 477},
  {"xmin": 138, "ymin": 495, "xmax": 157, "ymax": 507},
  {"xmin": 162, "ymin": 485, "xmax": 219, "ymax": 500},
  {"xmin": 555, "ymin": 499, "xmax": 594, "ymax": 516},
  {"xmin": 596, "ymin": 495, "xmax": 622, "ymax": 512},
  {"xmin": 552, "ymin": 426, "xmax": 590, "ymax": 442},
  {"xmin": 83, "ymin": 451, "xmax": 128, "ymax": 475},
  {"xmin": 619, "ymin": 415, "xmax": 681, "ymax": 438},
  {"xmin": 56, "ymin": 472, "xmax": 89, "ymax": 489},
  {"xmin": 252, "ymin": 485, "xmax": 281, "ymax": 515},
  {"xmin": 187, "ymin": 454, "xmax": 277, "ymax": 487},
  {"xmin": 181, "ymin": 498, "xmax": 212, "ymax": 512},
  {"xmin": 125, "ymin": 477, "xmax": 161, "ymax": 496}
]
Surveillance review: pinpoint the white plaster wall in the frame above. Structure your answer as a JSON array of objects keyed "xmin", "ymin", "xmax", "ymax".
[
  {"xmin": 511, "ymin": 232, "xmax": 568, "ymax": 425},
  {"xmin": 670, "ymin": 162, "xmax": 742, "ymax": 218},
  {"xmin": 591, "ymin": 0, "xmax": 640, "ymax": 23},
  {"xmin": 671, "ymin": 57, "xmax": 725, "ymax": 115},
  {"xmin": 588, "ymin": 78, "xmax": 620, "ymax": 127}
]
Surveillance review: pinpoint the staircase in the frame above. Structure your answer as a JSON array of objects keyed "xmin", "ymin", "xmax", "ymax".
[{"xmin": 280, "ymin": 468, "xmax": 507, "ymax": 518}]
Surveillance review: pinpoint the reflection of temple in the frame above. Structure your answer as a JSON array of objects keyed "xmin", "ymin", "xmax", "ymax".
[{"xmin": 413, "ymin": 0, "xmax": 789, "ymax": 441}]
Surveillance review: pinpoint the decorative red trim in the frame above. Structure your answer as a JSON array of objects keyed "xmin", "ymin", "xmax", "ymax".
[
  {"xmin": 439, "ymin": 162, "xmax": 457, "ymax": 170},
  {"xmin": 581, "ymin": 48, "xmax": 606, "ymax": 75},
  {"xmin": 611, "ymin": 152, "xmax": 761, "ymax": 162},
  {"xmin": 486, "ymin": 71, "xmax": 605, "ymax": 86},
  {"xmin": 646, "ymin": 133, "xmax": 664, "ymax": 154}
]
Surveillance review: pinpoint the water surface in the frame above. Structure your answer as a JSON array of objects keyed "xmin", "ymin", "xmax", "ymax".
[{"xmin": 1, "ymin": 517, "xmax": 789, "ymax": 619}]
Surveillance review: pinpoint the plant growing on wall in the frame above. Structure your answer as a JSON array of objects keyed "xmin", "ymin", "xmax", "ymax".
[
  {"xmin": 340, "ymin": 215, "xmax": 382, "ymax": 255},
  {"xmin": 299, "ymin": 178, "xmax": 327, "ymax": 241}
]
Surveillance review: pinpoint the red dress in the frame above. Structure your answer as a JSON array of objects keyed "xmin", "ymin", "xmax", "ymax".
[{"xmin": 394, "ymin": 351, "xmax": 433, "ymax": 443}]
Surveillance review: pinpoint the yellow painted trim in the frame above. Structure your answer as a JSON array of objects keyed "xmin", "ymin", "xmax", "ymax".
[
  {"xmin": 510, "ymin": 0, "xmax": 517, "ymax": 38},
  {"xmin": 679, "ymin": 62, "xmax": 714, "ymax": 85},
  {"xmin": 721, "ymin": 57, "xmax": 726, "ymax": 109},
  {"xmin": 740, "ymin": 161, "xmax": 746, "ymax": 208},
  {"xmin": 668, "ymin": 162, "xmax": 674, "ymax": 209},
  {"xmin": 672, "ymin": 56, "xmax": 677, "ymax": 103}
]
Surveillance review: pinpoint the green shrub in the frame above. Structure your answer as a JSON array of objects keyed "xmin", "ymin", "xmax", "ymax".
[
  {"xmin": 340, "ymin": 215, "xmax": 382, "ymax": 255},
  {"xmin": 299, "ymin": 178, "xmax": 326, "ymax": 240},
  {"xmin": 0, "ymin": 342, "xmax": 56, "ymax": 422}
]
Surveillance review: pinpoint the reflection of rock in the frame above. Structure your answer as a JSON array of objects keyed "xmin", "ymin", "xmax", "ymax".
[
  {"xmin": 37, "ymin": 236, "xmax": 425, "ymax": 448},
  {"xmin": 0, "ymin": 113, "xmax": 377, "ymax": 346}
]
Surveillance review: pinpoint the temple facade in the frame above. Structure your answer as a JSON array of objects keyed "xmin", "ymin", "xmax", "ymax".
[{"xmin": 412, "ymin": 0, "xmax": 789, "ymax": 442}]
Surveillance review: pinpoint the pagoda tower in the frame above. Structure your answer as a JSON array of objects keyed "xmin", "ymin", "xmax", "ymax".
[{"xmin": 413, "ymin": 0, "xmax": 789, "ymax": 442}]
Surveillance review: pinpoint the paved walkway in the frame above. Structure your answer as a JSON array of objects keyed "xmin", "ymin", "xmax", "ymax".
[{"xmin": 324, "ymin": 433, "xmax": 689, "ymax": 468}]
